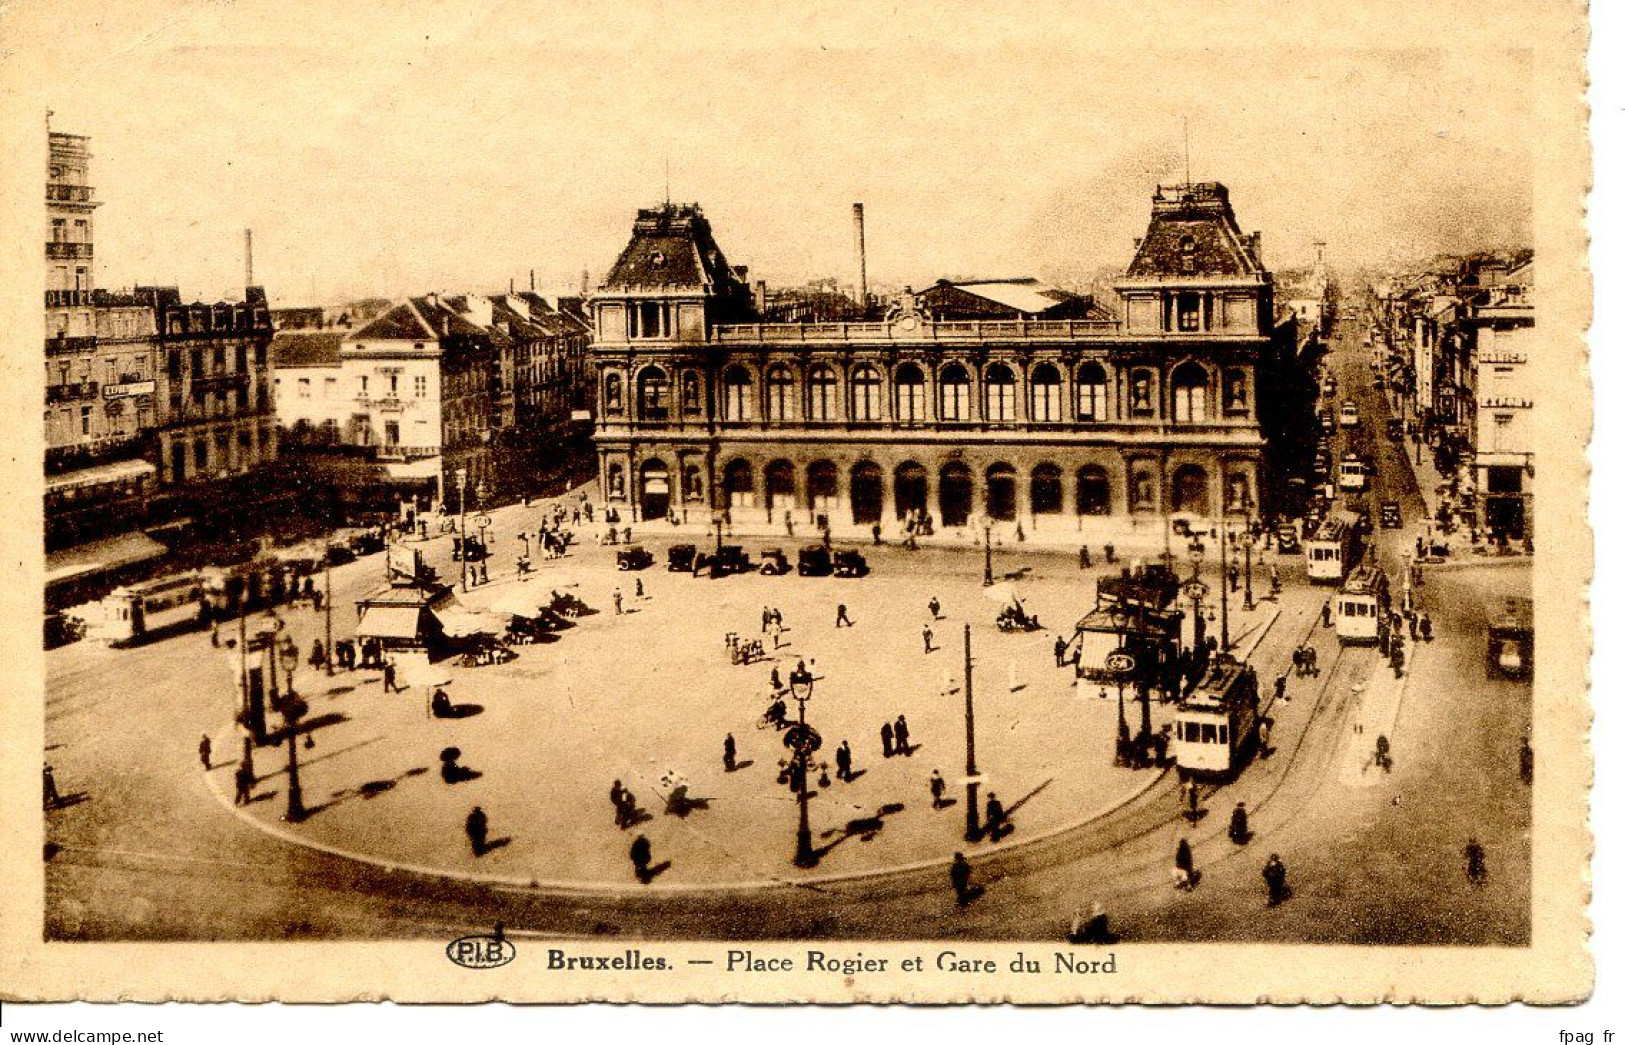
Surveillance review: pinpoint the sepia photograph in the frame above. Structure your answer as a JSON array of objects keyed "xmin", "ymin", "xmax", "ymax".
[{"xmin": 0, "ymin": 0, "xmax": 1594, "ymax": 1007}]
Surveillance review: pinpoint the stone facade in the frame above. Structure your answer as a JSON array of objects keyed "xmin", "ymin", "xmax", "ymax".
[{"xmin": 590, "ymin": 188, "xmax": 1296, "ymax": 533}]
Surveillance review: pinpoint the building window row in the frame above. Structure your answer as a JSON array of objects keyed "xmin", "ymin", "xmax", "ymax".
[{"xmin": 601, "ymin": 360, "xmax": 1251, "ymax": 425}]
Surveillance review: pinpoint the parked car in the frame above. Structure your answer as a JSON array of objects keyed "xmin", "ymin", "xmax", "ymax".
[
  {"xmin": 758, "ymin": 548, "xmax": 791, "ymax": 575},
  {"xmin": 833, "ymin": 550, "xmax": 869, "ymax": 578},
  {"xmin": 798, "ymin": 545, "xmax": 834, "ymax": 576},
  {"xmin": 667, "ymin": 544, "xmax": 697, "ymax": 572},
  {"xmin": 616, "ymin": 545, "xmax": 654, "ymax": 571},
  {"xmin": 324, "ymin": 544, "xmax": 357, "ymax": 567},
  {"xmin": 712, "ymin": 545, "xmax": 751, "ymax": 577},
  {"xmin": 346, "ymin": 531, "xmax": 385, "ymax": 556},
  {"xmin": 1274, "ymin": 523, "xmax": 1302, "ymax": 555},
  {"xmin": 452, "ymin": 536, "xmax": 487, "ymax": 562}
]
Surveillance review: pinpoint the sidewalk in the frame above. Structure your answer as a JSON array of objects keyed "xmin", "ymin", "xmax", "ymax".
[{"xmin": 1336, "ymin": 645, "xmax": 1415, "ymax": 788}]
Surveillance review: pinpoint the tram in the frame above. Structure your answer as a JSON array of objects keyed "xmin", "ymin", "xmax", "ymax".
[
  {"xmin": 1334, "ymin": 564, "xmax": 1390, "ymax": 645},
  {"xmin": 1304, "ymin": 510, "xmax": 1362, "ymax": 584},
  {"xmin": 1173, "ymin": 654, "xmax": 1262, "ymax": 779},
  {"xmin": 96, "ymin": 572, "xmax": 207, "ymax": 646}
]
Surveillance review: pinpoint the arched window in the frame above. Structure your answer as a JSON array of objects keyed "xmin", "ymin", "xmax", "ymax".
[
  {"xmin": 1076, "ymin": 362, "xmax": 1107, "ymax": 422},
  {"xmin": 1223, "ymin": 368, "xmax": 1249, "ymax": 415},
  {"xmin": 939, "ymin": 364, "xmax": 970, "ymax": 421},
  {"xmin": 603, "ymin": 372, "xmax": 623, "ymax": 412},
  {"xmin": 895, "ymin": 363, "xmax": 926, "ymax": 423},
  {"xmin": 984, "ymin": 363, "xmax": 1016, "ymax": 421},
  {"xmin": 637, "ymin": 366, "xmax": 668, "ymax": 421},
  {"xmin": 851, "ymin": 365, "xmax": 881, "ymax": 421},
  {"xmin": 807, "ymin": 364, "xmax": 838, "ymax": 421},
  {"xmin": 1171, "ymin": 362, "xmax": 1209, "ymax": 423},
  {"xmin": 766, "ymin": 365, "xmax": 795, "ymax": 421},
  {"xmin": 723, "ymin": 458, "xmax": 755, "ymax": 508},
  {"xmin": 1030, "ymin": 363, "xmax": 1061, "ymax": 422},
  {"xmin": 722, "ymin": 366, "xmax": 754, "ymax": 421},
  {"xmin": 1031, "ymin": 463, "xmax": 1063, "ymax": 514}
]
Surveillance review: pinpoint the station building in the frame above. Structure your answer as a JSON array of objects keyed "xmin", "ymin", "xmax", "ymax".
[{"xmin": 588, "ymin": 184, "xmax": 1302, "ymax": 534}]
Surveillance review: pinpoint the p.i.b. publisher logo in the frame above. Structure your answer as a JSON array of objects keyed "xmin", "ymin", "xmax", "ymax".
[{"xmin": 446, "ymin": 924, "xmax": 516, "ymax": 969}]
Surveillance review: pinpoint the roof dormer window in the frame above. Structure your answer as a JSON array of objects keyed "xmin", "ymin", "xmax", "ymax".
[{"xmin": 1179, "ymin": 235, "xmax": 1196, "ymax": 274}]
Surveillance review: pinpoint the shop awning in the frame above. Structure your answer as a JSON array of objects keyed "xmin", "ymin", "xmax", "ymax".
[
  {"xmin": 47, "ymin": 458, "xmax": 156, "ymax": 495},
  {"xmin": 357, "ymin": 605, "xmax": 424, "ymax": 640},
  {"xmin": 385, "ymin": 456, "xmax": 443, "ymax": 481},
  {"xmin": 46, "ymin": 530, "xmax": 169, "ymax": 588}
]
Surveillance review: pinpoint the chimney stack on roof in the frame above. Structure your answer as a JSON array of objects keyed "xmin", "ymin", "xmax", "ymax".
[{"xmin": 853, "ymin": 203, "xmax": 869, "ymax": 309}]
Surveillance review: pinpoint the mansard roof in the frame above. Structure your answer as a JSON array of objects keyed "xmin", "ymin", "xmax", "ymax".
[
  {"xmin": 603, "ymin": 203, "xmax": 747, "ymax": 292},
  {"xmin": 1124, "ymin": 182, "xmax": 1265, "ymax": 281}
]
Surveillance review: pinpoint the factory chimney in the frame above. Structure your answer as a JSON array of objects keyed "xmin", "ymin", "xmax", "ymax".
[
  {"xmin": 244, "ymin": 229, "xmax": 254, "ymax": 287},
  {"xmin": 852, "ymin": 203, "xmax": 868, "ymax": 311}
]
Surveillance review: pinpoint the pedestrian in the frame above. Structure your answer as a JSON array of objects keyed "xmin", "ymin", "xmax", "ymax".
[
  {"xmin": 1174, "ymin": 838, "xmax": 1195, "ymax": 890},
  {"xmin": 1408, "ymin": 613, "xmax": 1419, "ymax": 641},
  {"xmin": 613, "ymin": 588, "xmax": 623, "ymax": 615},
  {"xmin": 1228, "ymin": 801, "xmax": 1250, "ymax": 844},
  {"xmin": 922, "ymin": 624, "xmax": 935, "ymax": 654},
  {"xmin": 894, "ymin": 714, "xmax": 911, "ymax": 756},
  {"xmin": 872, "ymin": 523, "xmax": 882, "ymax": 545},
  {"xmin": 772, "ymin": 608, "xmax": 783, "ymax": 628},
  {"xmin": 770, "ymin": 666, "xmax": 783, "ymax": 692},
  {"xmin": 762, "ymin": 606, "xmax": 772, "ymax": 633},
  {"xmin": 928, "ymin": 596, "xmax": 941, "ymax": 620},
  {"xmin": 983, "ymin": 791, "xmax": 1006, "ymax": 840},
  {"xmin": 770, "ymin": 620, "xmax": 783, "ymax": 649},
  {"xmin": 210, "ymin": 621, "xmax": 220, "ymax": 647},
  {"xmin": 1465, "ymin": 838, "xmax": 1488, "ymax": 885},
  {"xmin": 1079, "ymin": 545, "xmax": 1091, "ymax": 570},
  {"xmin": 1321, "ymin": 600, "xmax": 1333, "ymax": 628},
  {"xmin": 835, "ymin": 740, "xmax": 852, "ymax": 782},
  {"xmin": 1292, "ymin": 648, "xmax": 1305, "ymax": 677},
  {"xmin": 950, "ymin": 852, "xmax": 975, "ymax": 906},
  {"xmin": 479, "ymin": 560, "xmax": 489, "ymax": 585},
  {"xmin": 880, "ymin": 721, "xmax": 894, "ymax": 758},
  {"xmin": 198, "ymin": 733, "xmax": 212, "ymax": 771},
  {"xmin": 1305, "ymin": 645, "xmax": 1319, "ymax": 676},
  {"xmin": 723, "ymin": 733, "xmax": 737, "ymax": 773},
  {"xmin": 1419, "ymin": 612, "xmax": 1433, "ymax": 642},
  {"xmin": 234, "ymin": 762, "xmax": 254, "ymax": 805},
  {"xmin": 1186, "ymin": 779, "xmax": 1202, "ymax": 820},
  {"xmin": 635, "ymin": 577, "xmax": 644, "ymax": 599},
  {"xmin": 930, "ymin": 769, "xmax": 947, "ymax": 809},
  {"xmin": 1274, "ymin": 673, "xmax": 1287, "ymax": 704},
  {"xmin": 382, "ymin": 659, "xmax": 398, "ymax": 694},
  {"xmin": 631, "ymin": 835, "xmax": 653, "ymax": 882},
  {"xmin": 465, "ymin": 806, "xmax": 489, "ymax": 856},
  {"xmin": 1229, "ymin": 560, "xmax": 1240, "ymax": 591},
  {"xmin": 1263, "ymin": 853, "xmax": 1290, "ymax": 906},
  {"xmin": 1054, "ymin": 635, "xmax": 1069, "ymax": 667},
  {"xmin": 835, "ymin": 604, "xmax": 852, "ymax": 628},
  {"xmin": 309, "ymin": 639, "xmax": 326, "ymax": 672},
  {"xmin": 1104, "ymin": 542, "xmax": 1116, "ymax": 564},
  {"xmin": 42, "ymin": 764, "xmax": 61, "ymax": 810}
]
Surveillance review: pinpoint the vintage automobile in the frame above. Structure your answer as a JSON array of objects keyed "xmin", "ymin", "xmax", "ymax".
[
  {"xmin": 616, "ymin": 545, "xmax": 654, "ymax": 571},
  {"xmin": 798, "ymin": 545, "xmax": 834, "ymax": 577},
  {"xmin": 1380, "ymin": 500, "xmax": 1403, "ymax": 529},
  {"xmin": 451, "ymin": 536, "xmax": 487, "ymax": 562},
  {"xmin": 833, "ymin": 550, "xmax": 870, "ymax": 578},
  {"xmin": 1274, "ymin": 522, "xmax": 1302, "ymax": 555},
  {"xmin": 758, "ymin": 548, "xmax": 791, "ymax": 575},
  {"xmin": 667, "ymin": 544, "xmax": 697, "ymax": 572},
  {"xmin": 711, "ymin": 545, "xmax": 752, "ymax": 577}
]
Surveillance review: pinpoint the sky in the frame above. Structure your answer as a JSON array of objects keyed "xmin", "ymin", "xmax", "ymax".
[{"xmin": 6, "ymin": 0, "xmax": 1538, "ymax": 306}]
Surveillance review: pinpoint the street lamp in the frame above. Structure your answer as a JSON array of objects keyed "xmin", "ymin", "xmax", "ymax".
[
  {"xmin": 981, "ymin": 516, "xmax": 994, "ymax": 587},
  {"xmin": 457, "ymin": 467, "xmax": 470, "ymax": 593},
  {"xmin": 786, "ymin": 665, "xmax": 819, "ymax": 868},
  {"xmin": 278, "ymin": 690, "xmax": 309, "ymax": 823},
  {"xmin": 1218, "ymin": 516, "xmax": 1231, "ymax": 651},
  {"xmin": 961, "ymin": 623, "xmax": 982, "ymax": 841},
  {"xmin": 323, "ymin": 542, "xmax": 334, "ymax": 676},
  {"xmin": 1242, "ymin": 522, "xmax": 1255, "ymax": 612}
]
